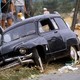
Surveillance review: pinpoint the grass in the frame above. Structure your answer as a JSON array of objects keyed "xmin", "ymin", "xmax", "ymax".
[
  {"xmin": 0, "ymin": 58, "xmax": 74, "ymax": 80},
  {"xmin": 0, "ymin": 61, "xmax": 64, "ymax": 80},
  {"xmin": 0, "ymin": 66, "xmax": 40, "ymax": 80}
]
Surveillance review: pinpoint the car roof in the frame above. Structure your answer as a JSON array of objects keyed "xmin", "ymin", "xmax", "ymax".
[{"xmin": 4, "ymin": 13, "xmax": 61, "ymax": 33}]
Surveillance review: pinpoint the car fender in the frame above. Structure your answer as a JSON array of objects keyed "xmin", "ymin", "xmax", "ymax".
[
  {"xmin": 58, "ymin": 29, "xmax": 80, "ymax": 51},
  {"xmin": 60, "ymin": 29, "xmax": 78, "ymax": 45}
]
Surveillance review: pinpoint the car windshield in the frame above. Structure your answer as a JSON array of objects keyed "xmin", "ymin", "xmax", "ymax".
[{"xmin": 3, "ymin": 22, "xmax": 36, "ymax": 43}]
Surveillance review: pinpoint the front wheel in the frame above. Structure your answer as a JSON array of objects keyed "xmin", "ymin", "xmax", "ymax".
[
  {"xmin": 69, "ymin": 46, "xmax": 78, "ymax": 63},
  {"xmin": 32, "ymin": 48, "xmax": 44, "ymax": 72}
]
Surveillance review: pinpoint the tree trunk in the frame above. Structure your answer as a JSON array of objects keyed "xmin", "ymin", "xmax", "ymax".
[
  {"xmin": 71, "ymin": 0, "xmax": 80, "ymax": 31},
  {"xmin": 25, "ymin": 0, "xmax": 34, "ymax": 18}
]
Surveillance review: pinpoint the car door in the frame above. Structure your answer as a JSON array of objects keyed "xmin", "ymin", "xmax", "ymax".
[{"xmin": 38, "ymin": 18, "xmax": 66, "ymax": 53}]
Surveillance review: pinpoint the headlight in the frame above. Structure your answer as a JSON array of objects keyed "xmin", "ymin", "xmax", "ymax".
[{"xmin": 19, "ymin": 48, "xmax": 26, "ymax": 54}]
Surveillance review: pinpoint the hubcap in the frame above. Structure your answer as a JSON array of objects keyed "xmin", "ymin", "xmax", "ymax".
[{"xmin": 70, "ymin": 47, "xmax": 77, "ymax": 61}]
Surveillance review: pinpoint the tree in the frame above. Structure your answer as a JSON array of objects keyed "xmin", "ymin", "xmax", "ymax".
[
  {"xmin": 71, "ymin": 0, "xmax": 80, "ymax": 31},
  {"xmin": 57, "ymin": 0, "xmax": 74, "ymax": 13},
  {"xmin": 32, "ymin": 0, "xmax": 75, "ymax": 15},
  {"xmin": 25, "ymin": 0, "xmax": 34, "ymax": 18},
  {"xmin": 33, "ymin": 1, "xmax": 44, "ymax": 15},
  {"xmin": 43, "ymin": 0, "xmax": 58, "ymax": 13}
]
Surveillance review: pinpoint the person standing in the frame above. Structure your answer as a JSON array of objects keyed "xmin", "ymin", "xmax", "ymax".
[
  {"xmin": 43, "ymin": 8, "xmax": 50, "ymax": 14},
  {"xmin": 1, "ymin": 0, "xmax": 14, "ymax": 29},
  {"xmin": 12, "ymin": 0, "xmax": 26, "ymax": 22}
]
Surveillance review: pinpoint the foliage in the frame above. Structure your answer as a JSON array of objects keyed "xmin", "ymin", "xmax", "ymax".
[
  {"xmin": 43, "ymin": 0, "xmax": 59, "ymax": 13},
  {"xmin": 33, "ymin": 0, "xmax": 75, "ymax": 15},
  {"xmin": 33, "ymin": 1, "xmax": 44, "ymax": 15},
  {"xmin": 57, "ymin": 0, "xmax": 74, "ymax": 13}
]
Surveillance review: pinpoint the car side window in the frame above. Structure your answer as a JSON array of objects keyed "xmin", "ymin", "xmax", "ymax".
[
  {"xmin": 39, "ymin": 18, "xmax": 54, "ymax": 33},
  {"xmin": 54, "ymin": 17, "xmax": 68, "ymax": 29},
  {"xmin": 3, "ymin": 22, "xmax": 36, "ymax": 42}
]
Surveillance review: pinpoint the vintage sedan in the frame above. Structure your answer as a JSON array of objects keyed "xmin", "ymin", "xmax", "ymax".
[{"xmin": 0, "ymin": 14, "xmax": 80, "ymax": 72}]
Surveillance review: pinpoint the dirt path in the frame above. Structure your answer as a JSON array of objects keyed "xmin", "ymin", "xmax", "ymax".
[{"xmin": 28, "ymin": 63, "xmax": 80, "ymax": 80}]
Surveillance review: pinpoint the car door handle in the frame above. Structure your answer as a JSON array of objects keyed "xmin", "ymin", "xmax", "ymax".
[{"xmin": 54, "ymin": 31, "xmax": 58, "ymax": 33}]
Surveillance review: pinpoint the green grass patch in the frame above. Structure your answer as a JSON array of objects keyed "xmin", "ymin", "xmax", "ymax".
[{"xmin": 0, "ymin": 66, "xmax": 40, "ymax": 80}]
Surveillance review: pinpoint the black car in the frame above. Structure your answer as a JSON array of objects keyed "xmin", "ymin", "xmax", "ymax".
[{"xmin": 0, "ymin": 14, "xmax": 80, "ymax": 72}]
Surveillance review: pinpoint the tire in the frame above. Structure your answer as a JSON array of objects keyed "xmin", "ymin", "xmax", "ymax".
[
  {"xmin": 32, "ymin": 48, "xmax": 44, "ymax": 72},
  {"xmin": 69, "ymin": 46, "xmax": 78, "ymax": 63}
]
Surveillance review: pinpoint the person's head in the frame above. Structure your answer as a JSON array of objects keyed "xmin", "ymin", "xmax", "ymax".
[
  {"xmin": 43, "ymin": 8, "xmax": 47, "ymax": 11},
  {"xmin": 2, "ymin": 0, "xmax": 6, "ymax": 3},
  {"xmin": 43, "ymin": 8, "xmax": 50, "ymax": 14}
]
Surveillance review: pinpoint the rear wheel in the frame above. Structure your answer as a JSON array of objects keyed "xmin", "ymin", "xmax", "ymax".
[
  {"xmin": 32, "ymin": 48, "xmax": 44, "ymax": 72},
  {"xmin": 69, "ymin": 46, "xmax": 78, "ymax": 63}
]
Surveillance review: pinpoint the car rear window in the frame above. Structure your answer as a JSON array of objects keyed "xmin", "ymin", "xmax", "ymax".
[{"xmin": 54, "ymin": 17, "xmax": 68, "ymax": 29}]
